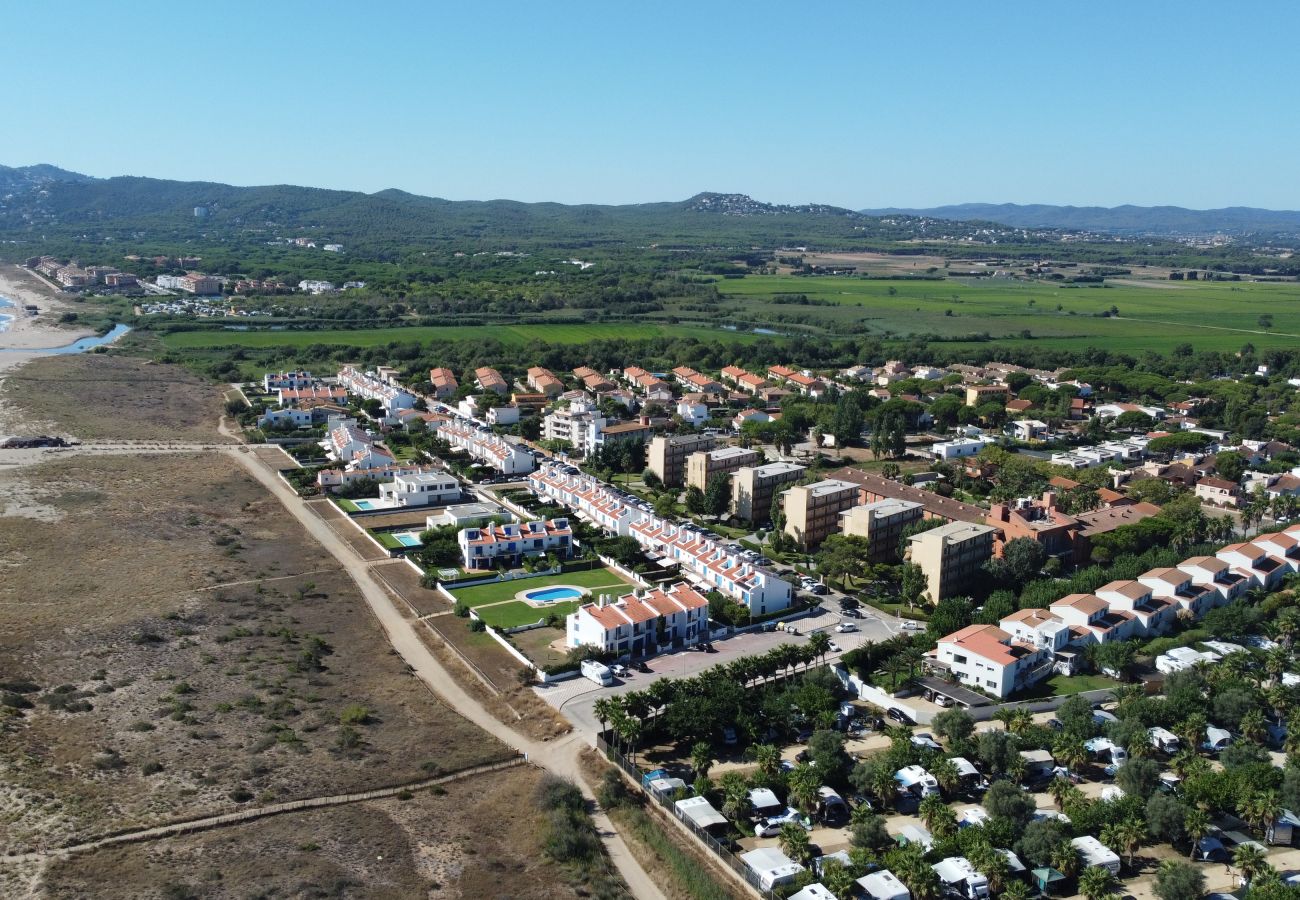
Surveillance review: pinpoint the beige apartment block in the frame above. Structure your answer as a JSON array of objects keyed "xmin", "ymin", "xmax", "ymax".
[
  {"xmin": 782, "ymin": 478, "xmax": 859, "ymax": 549},
  {"xmin": 907, "ymin": 521, "xmax": 997, "ymax": 602},
  {"xmin": 685, "ymin": 446, "xmax": 760, "ymax": 492},
  {"xmin": 840, "ymin": 498, "xmax": 924, "ymax": 562},
  {"xmin": 732, "ymin": 461, "xmax": 805, "ymax": 525},
  {"xmin": 647, "ymin": 433, "xmax": 716, "ymax": 488}
]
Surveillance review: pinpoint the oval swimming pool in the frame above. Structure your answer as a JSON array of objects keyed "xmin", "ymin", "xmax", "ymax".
[{"xmin": 525, "ymin": 586, "xmax": 584, "ymax": 603}]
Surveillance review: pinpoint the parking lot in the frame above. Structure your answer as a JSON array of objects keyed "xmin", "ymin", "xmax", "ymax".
[{"xmin": 539, "ymin": 603, "xmax": 906, "ymax": 733}]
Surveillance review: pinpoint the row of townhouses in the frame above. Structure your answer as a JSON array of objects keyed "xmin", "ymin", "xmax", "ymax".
[
  {"xmin": 932, "ymin": 526, "xmax": 1300, "ymax": 698},
  {"xmin": 438, "ymin": 422, "xmax": 536, "ymax": 475},
  {"xmin": 458, "ymin": 518, "xmax": 572, "ymax": 570},
  {"xmin": 528, "ymin": 464, "xmax": 793, "ymax": 615},
  {"xmin": 338, "ymin": 366, "xmax": 417, "ymax": 415},
  {"xmin": 566, "ymin": 582, "xmax": 710, "ymax": 655}
]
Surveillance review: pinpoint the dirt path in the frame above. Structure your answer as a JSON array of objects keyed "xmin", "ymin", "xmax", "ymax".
[
  {"xmin": 216, "ymin": 424, "xmax": 669, "ymax": 900},
  {"xmin": 2, "ymin": 758, "xmax": 525, "ymax": 866}
]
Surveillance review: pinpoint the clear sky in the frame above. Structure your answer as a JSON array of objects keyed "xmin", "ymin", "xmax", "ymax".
[{"xmin": 6, "ymin": 0, "xmax": 1296, "ymax": 209}]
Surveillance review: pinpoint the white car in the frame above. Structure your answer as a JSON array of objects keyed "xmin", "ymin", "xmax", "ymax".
[
  {"xmin": 835, "ymin": 622, "xmax": 858, "ymax": 633},
  {"xmin": 828, "ymin": 640, "xmax": 842, "ymax": 653},
  {"xmin": 900, "ymin": 621, "xmax": 924, "ymax": 631}
]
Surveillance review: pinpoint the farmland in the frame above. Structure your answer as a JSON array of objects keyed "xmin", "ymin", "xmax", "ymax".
[
  {"xmin": 157, "ymin": 321, "xmax": 768, "ymax": 351},
  {"xmin": 708, "ymin": 273, "xmax": 1300, "ymax": 353}
]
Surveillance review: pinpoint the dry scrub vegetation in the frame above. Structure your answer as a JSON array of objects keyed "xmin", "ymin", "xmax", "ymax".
[
  {"xmin": 0, "ymin": 452, "xmax": 510, "ymax": 856},
  {"xmin": 39, "ymin": 764, "xmax": 591, "ymax": 900},
  {"xmin": 0, "ymin": 353, "xmax": 231, "ymax": 441}
]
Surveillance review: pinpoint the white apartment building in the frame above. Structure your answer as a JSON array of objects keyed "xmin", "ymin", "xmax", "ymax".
[
  {"xmin": 542, "ymin": 400, "xmax": 606, "ymax": 455},
  {"xmin": 566, "ymin": 582, "xmax": 709, "ymax": 655},
  {"xmin": 933, "ymin": 624, "xmax": 1053, "ymax": 699}
]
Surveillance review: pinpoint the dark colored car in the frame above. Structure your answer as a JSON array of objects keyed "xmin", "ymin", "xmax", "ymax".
[{"xmin": 887, "ymin": 707, "xmax": 916, "ymax": 726}]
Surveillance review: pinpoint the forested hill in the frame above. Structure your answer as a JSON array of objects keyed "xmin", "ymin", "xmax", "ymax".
[
  {"xmin": 0, "ymin": 165, "xmax": 1059, "ymax": 251},
  {"xmin": 862, "ymin": 202, "xmax": 1300, "ymax": 240}
]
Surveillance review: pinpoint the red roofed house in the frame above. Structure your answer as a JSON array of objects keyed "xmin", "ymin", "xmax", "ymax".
[
  {"xmin": 458, "ymin": 518, "xmax": 572, "ymax": 570},
  {"xmin": 931, "ymin": 624, "xmax": 1053, "ymax": 698},
  {"xmin": 566, "ymin": 582, "xmax": 709, "ymax": 657}
]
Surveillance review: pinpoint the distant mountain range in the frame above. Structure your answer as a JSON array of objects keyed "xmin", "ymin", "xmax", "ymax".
[
  {"xmin": 0, "ymin": 165, "xmax": 1076, "ymax": 252},
  {"xmin": 861, "ymin": 203, "xmax": 1300, "ymax": 240}
]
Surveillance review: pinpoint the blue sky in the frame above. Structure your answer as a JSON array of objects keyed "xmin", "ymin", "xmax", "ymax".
[{"xmin": 5, "ymin": 1, "xmax": 1296, "ymax": 208}]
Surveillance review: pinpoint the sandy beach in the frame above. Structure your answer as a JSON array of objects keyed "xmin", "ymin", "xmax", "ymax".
[{"xmin": 0, "ymin": 265, "xmax": 100, "ymax": 376}]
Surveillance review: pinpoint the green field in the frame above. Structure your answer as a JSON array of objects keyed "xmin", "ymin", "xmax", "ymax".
[
  {"xmin": 449, "ymin": 567, "xmax": 633, "ymax": 608},
  {"xmin": 157, "ymin": 321, "xmax": 768, "ymax": 350},
  {"xmin": 711, "ymin": 274, "xmax": 1300, "ymax": 353}
]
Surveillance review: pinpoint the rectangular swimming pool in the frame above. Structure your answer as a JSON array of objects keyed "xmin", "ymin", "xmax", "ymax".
[{"xmin": 393, "ymin": 532, "xmax": 422, "ymax": 547}]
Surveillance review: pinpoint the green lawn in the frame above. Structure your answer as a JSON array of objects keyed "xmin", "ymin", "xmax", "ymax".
[
  {"xmin": 157, "ymin": 321, "xmax": 770, "ymax": 350},
  {"xmin": 334, "ymin": 498, "xmax": 360, "ymax": 513},
  {"xmin": 476, "ymin": 599, "xmax": 585, "ymax": 629},
  {"xmin": 448, "ymin": 567, "xmax": 633, "ymax": 608},
  {"xmin": 1015, "ymin": 673, "xmax": 1119, "ymax": 700}
]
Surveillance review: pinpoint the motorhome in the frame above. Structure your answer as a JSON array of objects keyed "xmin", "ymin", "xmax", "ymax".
[
  {"xmin": 581, "ymin": 659, "xmax": 614, "ymax": 686},
  {"xmin": 895, "ymin": 765, "xmax": 940, "ymax": 798},
  {"xmin": 1084, "ymin": 737, "xmax": 1128, "ymax": 767},
  {"xmin": 1071, "ymin": 836, "xmax": 1121, "ymax": 875},
  {"xmin": 1148, "ymin": 727, "xmax": 1181, "ymax": 754},
  {"xmin": 857, "ymin": 870, "xmax": 910, "ymax": 900},
  {"xmin": 932, "ymin": 857, "xmax": 990, "ymax": 900}
]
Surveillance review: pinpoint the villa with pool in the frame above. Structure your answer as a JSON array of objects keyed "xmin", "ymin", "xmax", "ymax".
[{"xmin": 458, "ymin": 518, "xmax": 573, "ymax": 570}]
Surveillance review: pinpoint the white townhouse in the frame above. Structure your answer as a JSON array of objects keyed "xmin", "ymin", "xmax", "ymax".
[
  {"xmin": 1176, "ymin": 556, "xmax": 1250, "ymax": 606},
  {"xmin": 629, "ymin": 517, "xmax": 792, "ymax": 616},
  {"xmin": 1217, "ymin": 542, "xmax": 1287, "ymax": 591},
  {"xmin": 566, "ymin": 582, "xmax": 709, "ymax": 655},
  {"xmin": 258, "ymin": 407, "xmax": 314, "ymax": 430},
  {"xmin": 440, "ymin": 422, "xmax": 535, "ymax": 475},
  {"xmin": 263, "ymin": 371, "xmax": 315, "ymax": 392},
  {"xmin": 529, "ymin": 464, "xmax": 792, "ymax": 613},
  {"xmin": 323, "ymin": 418, "xmax": 374, "ymax": 462},
  {"xmin": 338, "ymin": 365, "xmax": 416, "ymax": 416},
  {"xmin": 1047, "ymin": 594, "xmax": 1140, "ymax": 644},
  {"xmin": 1138, "ymin": 567, "xmax": 1216, "ymax": 618},
  {"xmin": 1095, "ymin": 580, "xmax": 1179, "ymax": 636},
  {"xmin": 317, "ymin": 462, "xmax": 438, "ymax": 492},
  {"xmin": 377, "ymin": 472, "xmax": 462, "ymax": 508},
  {"xmin": 1253, "ymin": 529, "xmax": 1300, "ymax": 574},
  {"xmin": 347, "ymin": 446, "xmax": 397, "ymax": 471},
  {"xmin": 458, "ymin": 518, "xmax": 572, "ymax": 570}
]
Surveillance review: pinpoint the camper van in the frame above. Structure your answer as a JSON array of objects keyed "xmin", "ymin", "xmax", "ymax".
[
  {"xmin": 1148, "ymin": 727, "xmax": 1181, "ymax": 754},
  {"xmin": 1071, "ymin": 836, "xmax": 1121, "ymax": 876},
  {"xmin": 932, "ymin": 857, "xmax": 990, "ymax": 900},
  {"xmin": 1084, "ymin": 737, "xmax": 1128, "ymax": 767},
  {"xmin": 857, "ymin": 870, "xmax": 910, "ymax": 900},
  {"xmin": 581, "ymin": 659, "xmax": 614, "ymax": 686},
  {"xmin": 895, "ymin": 765, "xmax": 940, "ymax": 798}
]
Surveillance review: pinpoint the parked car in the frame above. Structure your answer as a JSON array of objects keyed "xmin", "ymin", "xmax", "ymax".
[
  {"xmin": 610, "ymin": 664, "xmax": 629, "ymax": 678},
  {"xmin": 828, "ymin": 640, "xmax": 842, "ymax": 653},
  {"xmin": 810, "ymin": 584, "xmax": 829, "ymax": 596},
  {"xmin": 835, "ymin": 622, "xmax": 858, "ymax": 633},
  {"xmin": 900, "ymin": 621, "xmax": 924, "ymax": 631},
  {"xmin": 887, "ymin": 707, "xmax": 916, "ymax": 725}
]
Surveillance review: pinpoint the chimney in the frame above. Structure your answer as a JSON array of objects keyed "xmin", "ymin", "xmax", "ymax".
[{"xmin": 1043, "ymin": 490, "xmax": 1058, "ymax": 510}]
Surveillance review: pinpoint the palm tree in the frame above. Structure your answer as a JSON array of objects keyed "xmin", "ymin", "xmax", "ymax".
[
  {"xmin": 1110, "ymin": 683, "xmax": 1144, "ymax": 710},
  {"xmin": 1001, "ymin": 880, "xmax": 1032, "ymax": 900},
  {"xmin": 1078, "ymin": 865, "xmax": 1117, "ymax": 900},
  {"xmin": 871, "ymin": 764, "xmax": 900, "ymax": 811},
  {"xmin": 1242, "ymin": 791, "xmax": 1281, "ymax": 839},
  {"xmin": 1240, "ymin": 708, "xmax": 1269, "ymax": 745},
  {"xmin": 1054, "ymin": 738, "xmax": 1090, "ymax": 776},
  {"xmin": 820, "ymin": 858, "xmax": 857, "ymax": 900},
  {"xmin": 994, "ymin": 706, "xmax": 1033, "ymax": 734},
  {"xmin": 879, "ymin": 655, "xmax": 910, "ymax": 692},
  {"xmin": 748, "ymin": 743, "xmax": 781, "ymax": 780},
  {"xmin": 1184, "ymin": 807, "xmax": 1210, "ymax": 860},
  {"xmin": 1048, "ymin": 775, "xmax": 1078, "ymax": 811},
  {"xmin": 779, "ymin": 821, "xmax": 812, "ymax": 865},
  {"xmin": 1116, "ymin": 817, "xmax": 1146, "ymax": 870},
  {"xmin": 967, "ymin": 842, "xmax": 1009, "ymax": 895},
  {"xmin": 788, "ymin": 762, "xmax": 821, "ymax": 815},
  {"xmin": 1006, "ymin": 752, "xmax": 1028, "ymax": 785},
  {"xmin": 1049, "ymin": 840, "xmax": 1081, "ymax": 879},
  {"xmin": 919, "ymin": 794, "xmax": 957, "ymax": 838},
  {"xmin": 593, "ymin": 697, "xmax": 615, "ymax": 736},
  {"xmin": 890, "ymin": 847, "xmax": 941, "ymax": 900},
  {"xmin": 719, "ymin": 772, "xmax": 753, "ymax": 821},
  {"xmin": 808, "ymin": 630, "xmax": 831, "ymax": 665},
  {"xmin": 1176, "ymin": 712, "xmax": 1206, "ymax": 753},
  {"xmin": 930, "ymin": 756, "xmax": 961, "ymax": 797},
  {"xmin": 1233, "ymin": 843, "xmax": 1269, "ymax": 886},
  {"xmin": 690, "ymin": 741, "xmax": 713, "ymax": 780}
]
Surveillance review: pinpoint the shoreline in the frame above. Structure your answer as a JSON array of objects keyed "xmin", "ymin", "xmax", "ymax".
[{"xmin": 0, "ymin": 266, "xmax": 98, "ymax": 376}]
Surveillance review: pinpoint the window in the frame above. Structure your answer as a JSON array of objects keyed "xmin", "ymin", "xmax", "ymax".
[{"xmin": 952, "ymin": 654, "xmax": 968, "ymax": 665}]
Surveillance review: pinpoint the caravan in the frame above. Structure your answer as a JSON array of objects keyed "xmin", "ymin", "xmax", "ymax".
[
  {"xmin": 1084, "ymin": 737, "xmax": 1128, "ymax": 767},
  {"xmin": 1148, "ymin": 727, "xmax": 1181, "ymax": 754},
  {"xmin": 1071, "ymin": 836, "xmax": 1121, "ymax": 876},
  {"xmin": 895, "ymin": 765, "xmax": 940, "ymax": 798},
  {"xmin": 932, "ymin": 857, "xmax": 990, "ymax": 900}
]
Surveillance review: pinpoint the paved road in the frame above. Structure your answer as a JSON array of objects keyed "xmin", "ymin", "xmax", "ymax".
[
  {"xmin": 220, "ymin": 433, "xmax": 669, "ymax": 900},
  {"xmin": 542, "ymin": 604, "xmax": 902, "ymax": 733}
]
